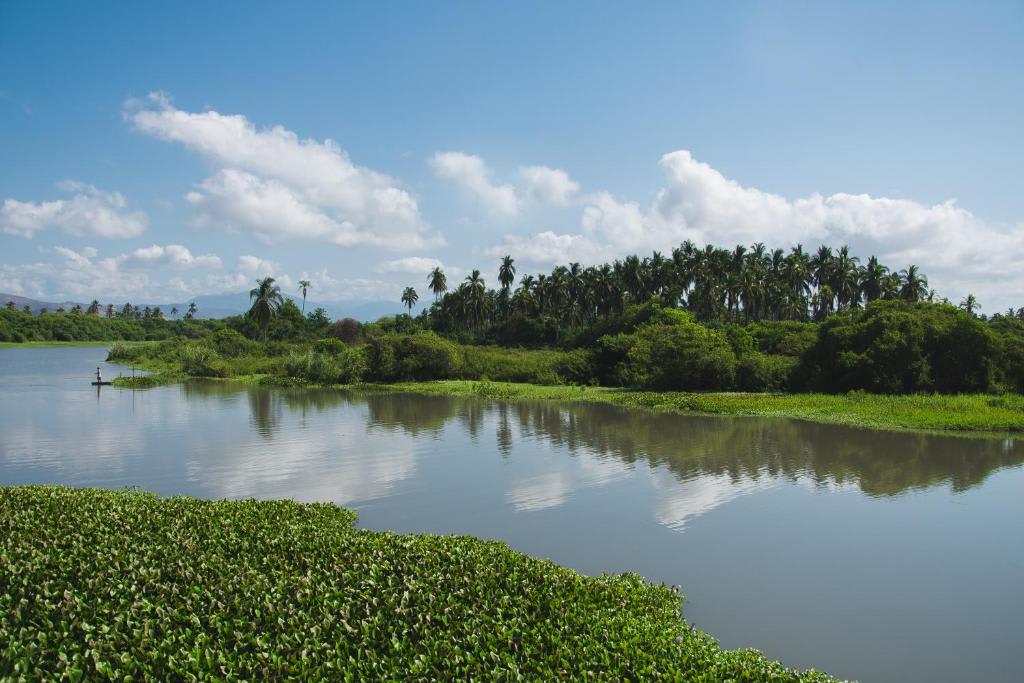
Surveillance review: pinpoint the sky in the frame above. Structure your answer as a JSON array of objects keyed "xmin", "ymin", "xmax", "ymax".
[{"xmin": 1, "ymin": 1, "xmax": 1022, "ymax": 311}]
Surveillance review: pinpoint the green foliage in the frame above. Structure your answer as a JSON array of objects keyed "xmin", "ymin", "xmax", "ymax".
[
  {"xmin": 180, "ymin": 344, "xmax": 228, "ymax": 378},
  {"xmin": 105, "ymin": 341, "xmax": 141, "ymax": 361},
  {"xmin": 285, "ymin": 347, "xmax": 367, "ymax": 384},
  {"xmin": 737, "ymin": 353, "xmax": 798, "ymax": 392},
  {"xmin": 801, "ymin": 301, "xmax": 999, "ymax": 393},
  {"xmin": 0, "ymin": 306, "xmax": 219, "ymax": 343},
  {"xmin": 459, "ymin": 346, "xmax": 593, "ymax": 385},
  {"xmin": 746, "ymin": 320, "xmax": 819, "ymax": 357},
  {"xmin": 0, "ymin": 486, "xmax": 838, "ymax": 681},
  {"xmin": 210, "ymin": 328, "xmax": 257, "ymax": 357},
  {"xmin": 366, "ymin": 332, "xmax": 462, "ymax": 382},
  {"xmin": 311, "ymin": 337, "xmax": 347, "ymax": 355},
  {"xmin": 617, "ymin": 314, "xmax": 738, "ymax": 391}
]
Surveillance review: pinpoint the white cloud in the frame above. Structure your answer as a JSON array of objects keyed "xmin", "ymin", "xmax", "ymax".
[
  {"xmin": 118, "ymin": 244, "xmax": 221, "ymax": 269},
  {"xmin": 236, "ymin": 255, "xmax": 279, "ymax": 276},
  {"xmin": 126, "ymin": 92, "xmax": 439, "ymax": 249},
  {"xmin": 485, "ymin": 230, "xmax": 604, "ymax": 266},
  {"xmin": 489, "ymin": 150, "xmax": 1024, "ymax": 308},
  {"xmin": 519, "ymin": 165, "xmax": 579, "ymax": 206},
  {"xmin": 1, "ymin": 181, "xmax": 147, "ymax": 239},
  {"xmin": 375, "ymin": 256, "xmax": 462, "ymax": 279},
  {"xmin": 430, "ymin": 152, "xmax": 519, "ymax": 217}
]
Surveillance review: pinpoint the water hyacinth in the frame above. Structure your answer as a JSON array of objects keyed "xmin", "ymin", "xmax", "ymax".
[{"xmin": 0, "ymin": 486, "xmax": 841, "ymax": 681}]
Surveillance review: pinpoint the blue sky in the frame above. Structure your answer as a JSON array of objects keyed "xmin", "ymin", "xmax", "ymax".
[{"xmin": 1, "ymin": 1, "xmax": 1022, "ymax": 309}]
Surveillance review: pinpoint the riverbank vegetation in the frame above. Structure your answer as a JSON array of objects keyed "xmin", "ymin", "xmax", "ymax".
[
  {"xmin": 8, "ymin": 241, "xmax": 1024, "ymax": 404},
  {"xmin": 0, "ymin": 485, "xmax": 839, "ymax": 681}
]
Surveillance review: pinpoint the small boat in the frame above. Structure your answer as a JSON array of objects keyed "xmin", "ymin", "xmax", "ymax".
[{"xmin": 92, "ymin": 381, "xmax": 113, "ymax": 386}]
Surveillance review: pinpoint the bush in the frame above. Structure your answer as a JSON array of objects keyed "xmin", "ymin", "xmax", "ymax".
[
  {"xmin": 312, "ymin": 337, "xmax": 347, "ymax": 355},
  {"xmin": 330, "ymin": 317, "xmax": 363, "ymax": 344},
  {"xmin": 736, "ymin": 353, "xmax": 797, "ymax": 392},
  {"xmin": 618, "ymin": 315, "xmax": 737, "ymax": 391},
  {"xmin": 105, "ymin": 341, "xmax": 141, "ymax": 361},
  {"xmin": 285, "ymin": 347, "xmax": 367, "ymax": 384},
  {"xmin": 366, "ymin": 332, "xmax": 461, "ymax": 382},
  {"xmin": 800, "ymin": 301, "xmax": 999, "ymax": 393},
  {"xmin": 211, "ymin": 328, "xmax": 257, "ymax": 357},
  {"xmin": 180, "ymin": 344, "xmax": 228, "ymax": 377},
  {"xmin": 458, "ymin": 346, "xmax": 594, "ymax": 385}
]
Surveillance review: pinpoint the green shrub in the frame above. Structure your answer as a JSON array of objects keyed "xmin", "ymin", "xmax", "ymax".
[
  {"xmin": 285, "ymin": 347, "xmax": 368, "ymax": 384},
  {"xmin": 801, "ymin": 301, "xmax": 999, "ymax": 393},
  {"xmin": 211, "ymin": 328, "xmax": 257, "ymax": 357},
  {"xmin": 458, "ymin": 346, "xmax": 594, "ymax": 385},
  {"xmin": 0, "ymin": 486, "xmax": 839, "ymax": 681},
  {"xmin": 105, "ymin": 341, "xmax": 141, "ymax": 361},
  {"xmin": 618, "ymin": 314, "xmax": 738, "ymax": 390},
  {"xmin": 312, "ymin": 337, "xmax": 348, "ymax": 355},
  {"xmin": 367, "ymin": 332, "xmax": 461, "ymax": 382},
  {"xmin": 180, "ymin": 344, "xmax": 228, "ymax": 378},
  {"xmin": 737, "ymin": 353, "xmax": 797, "ymax": 392}
]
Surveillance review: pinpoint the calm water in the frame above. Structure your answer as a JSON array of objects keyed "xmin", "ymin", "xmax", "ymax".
[{"xmin": 2, "ymin": 347, "xmax": 1022, "ymax": 682}]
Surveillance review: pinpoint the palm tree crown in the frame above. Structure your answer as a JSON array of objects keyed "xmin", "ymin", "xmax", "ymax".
[
  {"xmin": 401, "ymin": 286, "xmax": 419, "ymax": 313},
  {"xmin": 298, "ymin": 279, "xmax": 312, "ymax": 313},
  {"xmin": 428, "ymin": 267, "xmax": 447, "ymax": 300},
  {"xmin": 248, "ymin": 277, "xmax": 284, "ymax": 339}
]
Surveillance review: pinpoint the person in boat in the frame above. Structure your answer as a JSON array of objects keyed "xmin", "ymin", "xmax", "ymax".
[{"xmin": 96, "ymin": 366, "xmax": 102, "ymax": 383}]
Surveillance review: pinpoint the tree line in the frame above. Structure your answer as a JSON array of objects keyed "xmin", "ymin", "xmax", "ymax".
[{"xmin": 399, "ymin": 242, "xmax": 1018, "ymax": 341}]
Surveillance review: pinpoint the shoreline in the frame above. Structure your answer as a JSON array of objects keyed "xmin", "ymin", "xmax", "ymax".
[{"xmin": 110, "ymin": 363, "xmax": 1024, "ymax": 436}]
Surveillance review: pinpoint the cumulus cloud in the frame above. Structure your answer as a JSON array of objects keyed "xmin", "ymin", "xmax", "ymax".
[
  {"xmin": 485, "ymin": 230, "xmax": 604, "ymax": 265},
  {"xmin": 375, "ymin": 256, "xmax": 462, "ymax": 278},
  {"xmin": 126, "ymin": 92, "xmax": 439, "ymax": 248},
  {"xmin": 236, "ymin": 255, "xmax": 279, "ymax": 276},
  {"xmin": 1, "ymin": 181, "xmax": 147, "ymax": 239},
  {"xmin": 519, "ymin": 165, "xmax": 579, "ymax": 206},
  {"xmin": 489, "ymin": 150, "xmax": 1024, "ymax": 308},
  {"xmin": 118, "ymin": 244, "xmax": 221, "ymax": 269},
  {"xmin": 430, "ymin": 152, "xmax": 519, "ymax": 217}
]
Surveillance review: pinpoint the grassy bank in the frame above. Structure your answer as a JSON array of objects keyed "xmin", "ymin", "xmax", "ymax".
[
  {"xmin": 107, "ymin": 336, "xmax": 1024, "ymax": 434},
  {"xmin": 0, "ymin": 486, "xmax": 839, "ymax": 681},
  {"xmin": 0, "ymin": 340, "xmax": 115, "ymax": 349},
  {"xmin": 367, "ymin": 381, "xmax": 1024, "ymax": 434}
]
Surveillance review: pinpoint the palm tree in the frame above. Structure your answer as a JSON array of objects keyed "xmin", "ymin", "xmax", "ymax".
[
  {"xmin": 248, "ymin": 277, "xmax": 284, "ymax": 340},
  {"xmin": 464, "ymin": 270, "xmax": 486, "ymax": 330},
  {"xmin": 959, "ymin": 293, "xmax": 980, "ymax": 316},
  {"xmin": 428, "ymin": 267, "xmax": 448, "ymax": 300},
  {"xmin": 86, "ymin": 300, "xmax": 100, "ymax": 315},
  {"xmin": 898, "ymin": 265, "xmax": 928, "ymax": 302},
  {"xmin": 498, "ymin": 255, "xmax": 516, "ymax": 291},
  {"xmin": 186, "ymin": 302, "xmax": 197, "ymax": 319},
  {"xmin": 170, "ymin": 306, "xmax": 178, "ymax": 320},
  {"xmin": 401, "ymin": 286, "xmax": 419, "ymax": 314},
  {"xmin": 859, "ymin": 256, "xmax": 888, "ymax": 303},
  {"xmin": 298, "ymin": 279, "xmax": 312, "ymax": 313},
  {"xmin": 105, "ymin": 304, "xmax": 115, "ymax": 319}
]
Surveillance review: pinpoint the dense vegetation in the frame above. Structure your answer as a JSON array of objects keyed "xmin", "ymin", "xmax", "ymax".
[
  {"xmin": 8, "ymin": 241, "xmax": 1024, "ymax": 395},
  {"xmin": 0, "ymin": 486, "xmax": 838, "ymax": 681}
]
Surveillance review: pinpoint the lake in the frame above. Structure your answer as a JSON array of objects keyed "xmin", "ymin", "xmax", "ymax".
[{"xmin": 1, "ymin": 346, "xmax": 1022, "ymax": 682}]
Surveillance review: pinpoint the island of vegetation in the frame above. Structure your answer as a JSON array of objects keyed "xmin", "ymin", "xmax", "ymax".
[
  {"xmin": 0, "ymin": 485, "xmax": 839, "ymax": 681},
  {"xmin": 3, "ymin": 241, "xmax": 1024, "ymax": 433}
]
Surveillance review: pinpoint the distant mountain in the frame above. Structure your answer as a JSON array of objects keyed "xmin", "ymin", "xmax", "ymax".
[
  {"xmin": 1, "ymin": 291, "xmax": 418, "ymax": 322},
  {"xmin": 1, "ymin": 293, "xmax": 87, "ymax": 314}
]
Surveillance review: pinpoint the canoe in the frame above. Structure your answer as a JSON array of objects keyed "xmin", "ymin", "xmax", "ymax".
[{"xmin": 91, "ymin": 381, "xmax": 113, "ymax": 386}]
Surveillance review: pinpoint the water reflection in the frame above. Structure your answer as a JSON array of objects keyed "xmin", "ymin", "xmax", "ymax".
[
  {"xmin": 343, "ymin": 392, "xmax": 1024, "ymax": 499},
  {"xmin": 4, "ymin": 349, "xmax": 1024, "ymax": 683}
]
